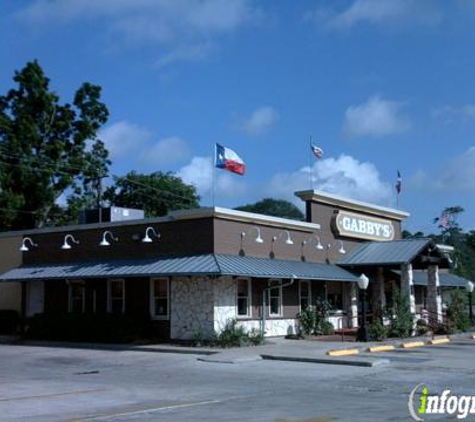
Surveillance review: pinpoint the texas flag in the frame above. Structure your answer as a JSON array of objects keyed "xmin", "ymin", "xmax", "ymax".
[{"xmin": 215, "ymin": 143, "xmax": 246, "ymax": 176}]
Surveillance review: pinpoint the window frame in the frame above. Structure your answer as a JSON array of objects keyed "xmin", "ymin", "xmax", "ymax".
[
  {"xmin": 299, "ymin": 280, "xmax": 312, "ymax": 312},
  {"xmin": 236, "ymin": 277, "xmax": 252, "ymax": 318},
  {"xmin": 150, "ymin": 277, "xmax": 170, "ymax": 320},
  {"xmin": 68, "ymin": 280, "xmax": 85, "ymax": 313},
  {"xmin": 107, "ymin": 279, "xmax": 125, "ymax": 314},
  {"xmin": 268, "ymin": 279, "xmax": 283, "ymax": 317}
]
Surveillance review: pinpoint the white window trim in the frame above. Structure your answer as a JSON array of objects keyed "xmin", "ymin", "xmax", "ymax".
[
  {"xmin": 236, "ymin": 277, "xmax": 252, "ymax": 318},
  {"xmin": 107, "ymin": 279, "xmax": 125, "ymax": 314},
  {"xmin": 299, "ymin": 280, "xmax": 312, "ymax": 312},
  {"xmin": 150, "ymin": 277, "xmax": 170, "ymax": 320},
  {"xmin": 68, "ymin": 280, "xmax": 85, "ymax": 313},
  {"xmin": 268, "ymin": 279, "xmax": 283, "ymax": 317}
]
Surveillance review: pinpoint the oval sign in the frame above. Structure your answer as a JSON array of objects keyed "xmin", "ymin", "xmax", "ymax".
[{"xmin": 334, "ymin": 211, "xmax": 395, "ymax": 241}]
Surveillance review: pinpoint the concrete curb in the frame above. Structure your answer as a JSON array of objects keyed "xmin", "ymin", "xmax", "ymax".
[
  {"xmin": 326, "ymin": 348, "xmax": 359, "ymax": 357},
  {"xmin": 400, "ymin": 341, "xmax": 425, "ymax": 349},
  {"xmin": 261, "ymin": 354, "xmax": 389, "ymax": 367},
  {"xmin": 367, "ymin": 345, "xmax": 395, "ymax": 353}
]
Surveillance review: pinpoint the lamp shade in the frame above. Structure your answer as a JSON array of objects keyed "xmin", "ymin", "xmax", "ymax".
[
  {"xmin": 467, "ymin": 281, "xmax": 474, "ymax": 294},
  {"xmin": 357, "ymin": 273, "xmax": 369, "ymax": 290}
]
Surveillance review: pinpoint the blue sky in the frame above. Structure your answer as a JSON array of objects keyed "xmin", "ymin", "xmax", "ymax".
[{"xmin": 1, "ymin": 0, "xmax": 475, "ymax": 234}]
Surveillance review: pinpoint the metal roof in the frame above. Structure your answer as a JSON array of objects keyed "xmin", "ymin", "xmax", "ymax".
[
  {"xmin": 338, "ymin": 238, "xmax": 432, "ymax": 267},
  {"xmin": 391, "ymin": 270, "xmax": 471, "ymax": 288},
  {"xmin": 0, "ymin": 254, "xmax": 359, "ymax": 283}
]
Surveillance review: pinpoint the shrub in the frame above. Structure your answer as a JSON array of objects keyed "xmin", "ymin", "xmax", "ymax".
[
  {"xmin": 298, "ymin": 307, "xmax": 316, "ymax": 336},
  {"xmin": 385, "ymin": 289, "xmax": 414, "ymax": 338},
  {"xmin": 446, "ymin": 290, "xmax": 471, "ymax": 333},
  {"xmin": 0, "ymin": 310, "xmax": 20, "ymax": 335},
  {"xmin": 416, "ymin": 319, "xmax": 428, "ymax": 336},
  {"xmin": 320, "ymin": 320, "xmax": 335, "ymax": 336},
  {"xmin": 369, "ymin": 318, "xmax": 387, "ymax": 341}
]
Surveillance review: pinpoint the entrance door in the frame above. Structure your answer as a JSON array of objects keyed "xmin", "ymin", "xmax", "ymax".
[{"xmin": 26, "ymin": 281, "xmax": 44, "ymax": 317}]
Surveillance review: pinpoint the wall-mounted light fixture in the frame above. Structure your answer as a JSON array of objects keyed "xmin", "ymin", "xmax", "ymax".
[
  {"xmin": 99, "ymin": 231, "xmax": 119, "ymax": 247},
  {"xmin": 241, "ymin": 226, "xmax": 264, "ymax": 244},
  {"xmin": 142, "ymin": 227, "xmax": 161, "ymax": 243},
  {"xmin": 19, "ymin": 237, "xmax": 38, "ymax": 252},
  {"xmin": 301, "ymin": 235, "xmax": 324, "ymax": 251},
  {"xmin": 327, "ymin": 240, "xmax": 346, "ymax": 254},
  {"xmin": 61, "ymin": 234, "xmax": 80, "ymax": 250},
  {"xmin": 272, "ymin": 230, "xmax": 294, "ymax": 246}
]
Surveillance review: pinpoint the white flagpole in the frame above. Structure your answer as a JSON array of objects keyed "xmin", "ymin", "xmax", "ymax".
[
  {"xmin": 309, "ymin": 135, "xmax": 313, "ymax": 190},
  {"xmin": 212, "ymin": 143, "xmax": 216, "ymax": 207}
]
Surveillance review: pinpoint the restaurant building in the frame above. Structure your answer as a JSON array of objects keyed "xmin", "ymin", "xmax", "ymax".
[{"xmin": 0, "ymin": 190, "xmax": 467, "ymax": 339}]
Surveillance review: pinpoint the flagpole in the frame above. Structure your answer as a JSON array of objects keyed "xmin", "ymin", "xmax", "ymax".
[
  {"xmin": 309, "ymin": 135, "xmax": 313, "ymax": 190},
  {"xmin": 212, "ymin": 143, "xmax": 216, "ymax": 208}
]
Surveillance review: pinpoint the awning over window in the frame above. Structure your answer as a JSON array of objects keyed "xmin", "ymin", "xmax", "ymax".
[{"xmin": 0, "ymin": 254, "xmax": 359, "ymax": 283}]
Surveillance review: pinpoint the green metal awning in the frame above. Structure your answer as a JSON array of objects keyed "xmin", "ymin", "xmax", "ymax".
[{"xmin": 0, "ymin": 254, "xmax": 359, "ymax": 283}]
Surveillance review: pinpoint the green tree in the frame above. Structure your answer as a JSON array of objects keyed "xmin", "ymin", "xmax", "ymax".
[
  {"xmin": 0, "ymin": 60, "xmax": 110, "ymax": 230},
  {"xmin": 235, "ymin": 198, "xmax": 304, "ymax": 220},
  {"xmin": 103, "ymin": 171, "xmax": 200, "ymax": 217}
]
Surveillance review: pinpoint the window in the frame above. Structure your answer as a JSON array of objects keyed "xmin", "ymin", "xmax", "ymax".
[
  {"xmin": 150, "ymin": 278, "xmax": 169, "ymax": 319},
  {"xmin": 237, "ymin": 278, "xmax": 251, "ymax": 317},
  {"xmin": 107, "ymin": 279, "xmax": 125, "ymax": 314},
  {"xmin": 299, "ymin": 280, "xmax": 311, "ymax": 311},
  {"xmin": 268, "ymin": 282, "xmax": 282, "ymax": 317},
  {"xmin": 68, "ymin": 281, "xmax": 85, "ymax": 313}
]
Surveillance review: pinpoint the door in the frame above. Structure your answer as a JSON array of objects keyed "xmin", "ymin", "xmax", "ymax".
[{"xmin": 26, "ymin": 281, "xmax": 44, "ymax": 317}]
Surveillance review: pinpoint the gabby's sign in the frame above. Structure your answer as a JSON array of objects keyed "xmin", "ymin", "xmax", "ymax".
[{"xmin": 333, "ymin": 211, "xmax": 395, "ymax": 241}]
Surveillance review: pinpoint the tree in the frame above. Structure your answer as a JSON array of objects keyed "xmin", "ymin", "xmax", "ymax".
[
  {"xmin": 103, "ymin": 171, "xmax": 200, "ymax": 217},
  {"xmin": 235, "ymin": 198, "xmax": 304, "ymax": 220},
  {"xmin": 0, "ymin": 60, "xmax": 110, "ymax": 230}
]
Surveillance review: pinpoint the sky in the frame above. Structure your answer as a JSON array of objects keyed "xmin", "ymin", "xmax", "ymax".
[{"xmin": 1, "ymin": 0, "xmax": 475, "ymax": 234}]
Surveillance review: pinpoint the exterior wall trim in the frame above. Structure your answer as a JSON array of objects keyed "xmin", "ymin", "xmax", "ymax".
[{"xmin": 295, "ymin": 189, "xmax": 409, "ymax": 221}]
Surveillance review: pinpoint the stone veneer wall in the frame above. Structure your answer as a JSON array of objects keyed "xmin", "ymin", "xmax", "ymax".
[
  {"xmin": 170, "ymin": 277, "xmax": 215, "ymax": 340},
  {"xmin": 237, "ymin": 319, "xmax": 297, "ymax": 337}
]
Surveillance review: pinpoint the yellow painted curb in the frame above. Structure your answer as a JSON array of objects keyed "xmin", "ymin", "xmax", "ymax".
[
  {"xmin": 327, "ymin": 348, "xmax": 359, "ymax": 357},
  {"xmin": 429, "ymin": 337, "xmax": 450, "ymax": 345},
  {"xmin": 367, "ymin": 345, "xmax": 395, "ymax": 353},
  {"xmin": 401, "ymin": 341, "xmax": 425, "ymax": 349},
  {"xmin": 471, "ymin": 334, "xmax": 475, "ymax": 340}
]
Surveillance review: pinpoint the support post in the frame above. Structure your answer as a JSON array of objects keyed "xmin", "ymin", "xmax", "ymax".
[
  {"xmin": 349, "ymin": 283, "xmax": 359, "ymax": 329},
  {"xmin": 372, "ymin": 267, "xmax": 386, "ymax": 315},
  {"xmin": 427, "ymin": 265, "xmax": 442, "ymax": 324},
  {"xmin": 400, "ymin": 263, "xmax": 416, "ymax": 315}
]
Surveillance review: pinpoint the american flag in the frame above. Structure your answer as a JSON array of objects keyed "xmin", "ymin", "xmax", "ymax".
[
  {"xmin": 310, "ymin": 143, "xmax": 323, "ymax": 159},
  {"xmin": 396, "ymin": 170, "xmax": 402, "ymax": 194}
]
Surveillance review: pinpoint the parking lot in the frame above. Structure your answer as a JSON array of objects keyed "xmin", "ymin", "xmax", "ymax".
[{"xmin": 0, "ymin": 338, "xmax": 474, "ymax": 421}]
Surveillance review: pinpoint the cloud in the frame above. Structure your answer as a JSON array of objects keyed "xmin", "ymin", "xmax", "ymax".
[
  {"xmin": 343, "ymin": 96, "xmax": 410, "ymax": 138},
  {"xmin": 437, "ymin": 147, "xmax": 475, "ymax": 192},
  {"xmin": 140, "ymin": 136, "xmax": 191, "ymax": 167},
  {"xmin": 16, "ymin": 0, "xmax": 259, "ymax": 65},
  {"xmin": 306, "ymin": 0, "xmax": 441, "ymax": 30},
  {"xmin": 177, "ymin": 156, "xmax": 246, "ymax": 198},
  {"xmin": 100, "ymin": 121, "xmax": 191, "ymax": 170},
  {"xmin": 154, "ymin": 42, "xmax": 215, "ymax": 68},
  {"xmin": 240, "ymin": 106, "xmax": 279, "ymax": 136},
  {"xmin": 100, "ymin": 121, "xmax": 150, "ymax": 159},
  {"xmin": 431, "ymin": 104, "xmax": 475, "ymax": 124},
  {"xmin": 266, "ymin": 154, "xmax": 392, "ymax": 207}
]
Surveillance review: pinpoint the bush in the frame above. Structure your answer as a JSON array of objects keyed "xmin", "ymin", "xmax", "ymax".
[
  {"xmin": 369, "ymin": 318, "xmax": 387, "ymax": 341},
  {"xmin": 385, "ymin": 289, "xmax": 414, "ymax": 338},
  {"xmin": 194, "ymin": 320, "xmax": 265, "ymax": 348},
  {"xmin": 0, "ymin": 310, "xmax": 20, "ymax": 335},
  {"xmin": 26, "ymin": 312, "xmax": 151, "ymax": 343},
  {"xmin": 446, "ymin": 290, "xmax": 471, "ymax": 333},
  {"xmin": 416, "ymin": 319, "xmax": 428, "ymax": 336},
  {"xmin": 298, "ymin": 307, "xmax": 316, "ymax": 336},
  {"xmin": 297, "ymin": 300, "xmax": 334, "ymax": 336}
]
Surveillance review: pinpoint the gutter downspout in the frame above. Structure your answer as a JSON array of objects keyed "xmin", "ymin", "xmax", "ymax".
[{"xmin": 261, "ymin": 275, "xmax": 296, "ymax": 337}]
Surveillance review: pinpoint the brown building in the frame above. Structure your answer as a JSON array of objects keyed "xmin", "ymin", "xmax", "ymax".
[{"xmin": 0, "ymin": 190, "xmax": 468, "ymax": 339}]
